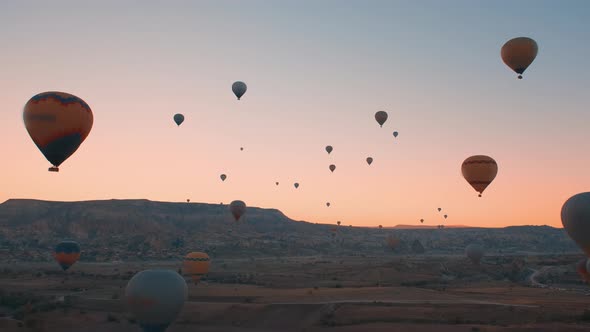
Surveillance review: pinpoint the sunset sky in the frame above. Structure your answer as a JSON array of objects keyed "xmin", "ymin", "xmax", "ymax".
[{"xmin": 1, "ymin": 1, "xmax": 589, "ymax": 228}]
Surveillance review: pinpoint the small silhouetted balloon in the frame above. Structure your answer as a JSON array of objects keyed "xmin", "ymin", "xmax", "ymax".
[
  {"xmin": 366, "ymin": 157, "xmax": 373, "ymax": 165},
  {"xmin": 294, "ymin": 183, "xmax": 299, "ymax": 189},
  {"xmin": 375, "ymin": 111, "xmax": 388, "ymax": 127},
  {"xmin": 173, "ymin": 113, "xmax": 184, "ymax": 126},
  {"xmin": 329, "ymin": 164, "xmax": 336, "ymax": 172},
  {"xmin": 232, "ymin": 81, "xmax": 247, "ymax": 100}
]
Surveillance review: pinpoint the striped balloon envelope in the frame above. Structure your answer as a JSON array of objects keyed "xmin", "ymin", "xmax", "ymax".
[
  {"xmin": 54, "ymin": 241, "xmax": 81, "ymax": 271},
  {"xmin": 461, "ymin": 155, "xmax": 498, "ymax": 197},
  {"xmin": 182, "ymin": 252, "xmax": 210, "ymax": 284},
  {"xmin": 23, "ymin": 92, "xmax": 93, "ymax": 172}
]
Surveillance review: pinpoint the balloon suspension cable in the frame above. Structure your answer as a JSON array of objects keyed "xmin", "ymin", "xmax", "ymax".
[{"xmin": 49, "ymin": 166, "xmax": 59, "ymax": 172}]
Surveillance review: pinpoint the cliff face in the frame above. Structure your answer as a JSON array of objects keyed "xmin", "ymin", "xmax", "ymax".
[{"xmin": 0, "ymin": 199, "xmax": 580, "ymax": 260}]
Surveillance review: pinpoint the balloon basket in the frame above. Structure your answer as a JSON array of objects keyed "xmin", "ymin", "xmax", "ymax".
[{"xmin": 49, "ymin": 167, "xmax": 59, "ymax": 172}]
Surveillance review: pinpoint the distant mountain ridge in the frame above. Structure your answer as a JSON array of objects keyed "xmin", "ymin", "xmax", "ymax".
[{"xmin": 0, "ymin": 199, "xmax": 580, "ymax": 260}]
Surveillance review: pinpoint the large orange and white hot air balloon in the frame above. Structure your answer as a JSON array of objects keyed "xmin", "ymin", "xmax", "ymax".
[
  {"xmin": 23, "ymin": 92, "xmax": 93, "ymax": 172},
  {"xmin": 501, "ymin": 37, "xmax": 538, "ymax": 79},
  {"xmin": 561, "ymin": 193, "xmax": 590, "ymax": 256},
  {"xmin": 183, "ymin": 252, "xmax": 210, "ymax": 284},
  {"xmin": 461, "ymin": 155, "xmax": 498, "ymax": 197}
]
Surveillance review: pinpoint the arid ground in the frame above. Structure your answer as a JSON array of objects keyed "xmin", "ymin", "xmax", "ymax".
[{"xmin": 2, "ymin": 254, "xmax": 590, "ymax": 331}]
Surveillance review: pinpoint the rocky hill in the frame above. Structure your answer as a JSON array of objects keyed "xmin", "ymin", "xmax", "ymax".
[{"xmin": 0, "ymin": 199, "xmax": 581, "ymax": 261}]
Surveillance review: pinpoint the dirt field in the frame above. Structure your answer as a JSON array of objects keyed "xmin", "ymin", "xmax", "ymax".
[{"xmin": 1, "ymin": 254, "xmax": 590, "ymax": 331}]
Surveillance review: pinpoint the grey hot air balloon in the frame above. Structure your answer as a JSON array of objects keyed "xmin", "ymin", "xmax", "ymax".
[
  {"xmin": 220, "ymin": 174, "xmax": 227, "ymax": 182},
  {"xmin": 294, "ymin": 182, "xmax": 299, "ymax": 189},
  {"xmin": 325, "ymin": 145, "xmax": 333, "ymax": 154},
  {"xmin": 125, "ymin": 269, "xmax": 188, "ymax": 332},
  {"xmin": 465, "ymin": 244, "xmax": 485, "ymax": 265},
  {"xmin": 173, "ymin": 114, "xmax": 184, "ymax": 126},
  {"xmin": 229, "ymin": 200, "xmax": 247, "ymax": 221},
  {"xmin": 232, "ymin": 81, "xmax": 247, "ymax": 100},
  {"xmin": 366, "ymin": 157, "xmax": 373, "ymax": 165},
  {"xmin": 561, "ymin": 192, "xmax": 590, "ymax": 257},
  {"xmin": 329, "ymin": 164, "xmax": 336, "ymax": 173},
  {"xmin": 375, "ymin": 111, "xmax": 388, "ymax": 127},
  {"xmin": 393, "ymin": 131, "xmax": 399, "ymax": 138}
]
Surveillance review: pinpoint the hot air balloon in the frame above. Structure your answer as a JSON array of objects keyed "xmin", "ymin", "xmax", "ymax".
[
  {"xmin": 444, "ymin": 214, "xmax": 448, "ymax": 219},
  {"xmin": 329, "ymin": 164, "xmax": 336, "ymax": 173},
  {"xmin": 379, "ymin": 225, "xmax": 383, "ymax": 229},
  {"xmin": 438, "ymin": 208, "xmax": 442, "ymax": 212},
  {"xmin": 294, "ymin": 183, "xmax": 299, "ymax": 189},
  {"xmin": 186, "ymin": 199, "xmax": 190, "ymax": 203},
  {"xmin": 461, "ymin": 155, "xmax": 498, "ymax": 197},
  {"xmin": 23, "ymin": 92, "xmax": 93, "ymax": 172},
  {"xmin": 326, "ymin": 202, "xmax": 330, "ymax": 207},
  {"xmin": 375, "ymin": 111, "xmax": 388, "ymax": 127},
  {"xmin": 54, "ymin": 241, "xmax": 80, "ymax": 271},
  {"xmin": 501, "ymin": 37, "xmax": 538, "ymax": 79},
  {"xmin": 420, "ymin": 219, "xmax": 424, "ymax": 223},
  {"xmin": 125, "ymin": 269, "xmax": 187, "ymax": 332},
  {"xmin": 386, "ymin": 235, "xmax": 400, "ymax": 251},
  {"xmin": 561, "ymin": 192, "xmax": 590, "ymax": 256},
  {"xmin": 173, "ymin": 114, "xmax": 184, "ymax": 126},
  {"xmin": 366, "ymin": 157, "xmax": 373, "ymax": 165},
  {"xmin": 229, "ymin": 200, "xmax": 247, "ymax": 221},
  {"xmin": 337, "ymin": 221, "xmax": 341, "ymax": 226},
  {"xmin": 393, "ymin": 131, "xmax": 399, "ymax": 138},
  {"xmin": 240, "ymin": 147, "xmax": 244, "ymax": 151},
  {"xmin": 275, "ymin": 182, "xmax": 279, "ymax": 186},
  {"xmin": 182, "ymin": 252, "xmax": 210, "ymax": 285},
  {"xmin": 465, "ymin": 244, "xmax": 484, "ymax": 265},
  {"xmin": 232, "ymin": 81, "xmax": 247, "ymax": 100},
  {"xmin": 220, "ymin": 174, "xmax": 227, "ymax": 181},
  {"xmin": 325, "ymin": 146, "xmax": 333, "ymax": 154},
  {"xmin": 576, "ymin": 259, "xmax": 590, "ymax": 283}
]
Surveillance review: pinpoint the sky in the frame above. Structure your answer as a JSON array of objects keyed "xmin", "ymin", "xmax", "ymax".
[{"xmin": 0, "ymin": 1, "xmax": 589, "ymax": 228}]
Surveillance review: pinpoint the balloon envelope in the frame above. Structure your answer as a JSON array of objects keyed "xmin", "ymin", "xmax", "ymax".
[
  {"xmin": 294, "ymin": 183, "xmax": 299, "ymax": 189},
  {"xmin": 501, "ymin": 37, "xmax": 538, "ymax": 79},
  {"xmin": 461, "ymin": 155, "xmax": 498, "ymax": 196},
  {"xmin": 183, "ymin": 252, "xmax": 210, "ymax": 284},
  {"xmin": 125, "ymin": 269, "xmax": 187, "ymax": 332},
  {"xmin": 220, "ymin": 174, "xmax": 227, "ymax": 181},
  {"xmin": 229, "ymin": 200, "xmax": 247, "ymax": 221},
  {"xmin": 561, "ymin": 192, "xmax": 590, "ymax": 256},
  {"xmin": 393, "ymin": 131, "xmax": 398, "ymax": 138},
  {"xmin": 576, "ymin": 259, "xmax": 590, "ymax": 282},
  {"xmin": 173, "ymin": 114, "xmax": 184, "ymax": 126},
  {"xmin": 23, "ymin": 92, "xmax": 93, "ymax": 171},
  {"xmin": 375, "ymin": 111, "xmax": 388, "ymax": 127},
  {"xmin": 329, "ymin": 164, "xmax": 336, "ymax": 172},
  {"xmin": 326, "ymin": 202, "xmax": 330, "ymax": 207},
  {"xmin": 366, "ymin": 157, "xmax": 373, "ymax": 165},
  {"xmin": 325, "ymin": 145, "xmax": 333, "ymax": 154},
  {"xmin": 54, "ymin": 241, "xmax": 80, "ymax": 271},
  {"xmin": 465, "ymin": 244, "xmax": 484, "ymax": 265},
  {"xmin": 232, "ymin": 81, "xmax": 247, "ymax": 100}
]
